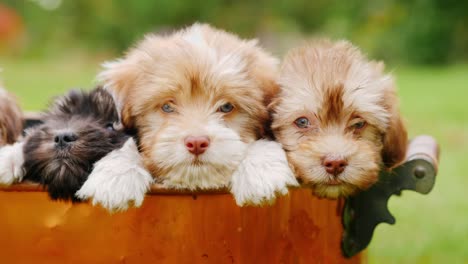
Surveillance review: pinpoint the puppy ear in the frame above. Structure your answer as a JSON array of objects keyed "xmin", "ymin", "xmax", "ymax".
[
  {"xmin": 0, "ymin": 95, "xmax": 23, "ymax": 144},
  {"xmin": 245, "ymin": 42, "xmax": 280, "ymax": 106},
  {"xmin": 265, "ymin": 96, "xmax": 282, "ymax": 139},
  {"xmin": 244, "ymin": 41, "xmax": 281, "ymax": 138},
  {"xmin": 89, "ymin": 87, "xmax": 119, "ymax": 121},
  {"xmin": 98, "ymin": 59, "xmax": 140, "ymax": 129},
  {"xmin": 381, "ymin": 85, "xmax": 408, "ymax": 169}
]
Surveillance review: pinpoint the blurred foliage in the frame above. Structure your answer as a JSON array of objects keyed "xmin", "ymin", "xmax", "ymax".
[{"xmin": 1, "ymin": 0, "xmax": 468, "ymax": 65}]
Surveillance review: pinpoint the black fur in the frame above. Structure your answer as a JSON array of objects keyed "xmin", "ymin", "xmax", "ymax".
[{"xmin": 23, "ymin": 87, "xmax": 129, "ymax": 202}]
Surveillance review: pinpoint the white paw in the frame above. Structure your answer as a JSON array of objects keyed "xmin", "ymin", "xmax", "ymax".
[
  {"xmin": 76, "ymin": 138, "xmax": 153, "ymax": 212},
  {"xmin": 0, "ymin": 142, "xmax": 25, "ymax": 185},
  {"xmin": 230, "ymin": 140, "xmax": 298, "ymax": 206}
]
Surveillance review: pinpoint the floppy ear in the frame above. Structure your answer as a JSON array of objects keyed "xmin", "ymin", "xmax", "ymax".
[
  {"xmin": 265, "ymin": 96, "xmax": 283, "ymax": 140},
  {"xmin": 381, "ymin": 86, "xmax": 408, "ymax": 169},
  {"xmin": 244, "ymin": 41, "xmax": 281, "ymax": 139},
  {"xmin": 0, "ymin": 95, "xmax": 23, "ymax": 144},
  {"xmin": 98, "ymin": 59, "xmax": 140, "ymax": 129},
  {"xmin": 89, "ymin": 87, "xmax": 120, "ymax": 121}
]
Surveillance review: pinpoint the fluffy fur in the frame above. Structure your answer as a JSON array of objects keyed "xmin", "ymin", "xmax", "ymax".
[
  {"xmin": 76, "ymin": 138, "xmax": 153, "ymax": 211},
  {"xmin": 0, "ymin": 142, "xmax": 25, "ymax": 185},
  {"xmin": 99, "ymin": 23, "xmax": 280, "ymax": 190},
  {"xmin": 22, "ymin": 88, "xmax": 129, "ymax": 201},
  {"xmin": 0, "ymin": 85, "xmax": 23, "ymax": 146},
  {"xmin": 230, "ymin": 140, "xmax": 298, "ymax": 206},
  {"xmin": 271, "ymin": 40, "xmax": 408, "ymax": 198}
]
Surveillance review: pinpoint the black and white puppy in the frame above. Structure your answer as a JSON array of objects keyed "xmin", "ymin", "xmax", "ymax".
[
  {"xmin": 0, "ymin": 88, "xmax": 134, "ymax": 201},
  {"xmin": 23, "ymin": 87, "xmax": 132, "ymax": 201}
]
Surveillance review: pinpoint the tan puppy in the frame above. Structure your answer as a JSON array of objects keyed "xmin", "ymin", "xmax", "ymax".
[
  {"xmin": 271, "ymin": 40, "xmax": 407, "ymax": 198},
  {"xmin": 0, "ymin": 85, "xmax": 22, "ymax": 146},
  {"xmin": 100, "ymin": 23, "xmax": 277, "ymax": 189},
  {"xmin": 77, "ymin": 23, "xmax": 298, "ymax": 210}
]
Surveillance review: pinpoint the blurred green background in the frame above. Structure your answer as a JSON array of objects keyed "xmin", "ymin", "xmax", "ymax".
[{"xmin": 0, "ymin": 1, "xmax": 467, "ymax": 263}]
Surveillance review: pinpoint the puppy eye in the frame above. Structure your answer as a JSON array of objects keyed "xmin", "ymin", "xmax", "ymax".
[
  {"xmin": 105, "ymin": 123, "xmax": 114, "ymax": 131},
  {"xmin": 218, "ymin": 103, "xmax": 234, "ymax": 113},
  {"xmin": 351, "ymin": 120, "xmax": 367, "ymax": 130},
  {"xmin": 162, "ymin": 103, "xmax": 175, "ymax": 113},
  {"xmin": 294, "ymin": 117, "xmax": 311, "ymax": 129}
]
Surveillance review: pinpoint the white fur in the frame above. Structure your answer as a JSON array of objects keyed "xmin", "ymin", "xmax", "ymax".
[
  {"xmin": 0, "ymin": 142, "xmax": 25, "ymax": 185},
  {"xmin": 230, "ymin": 140, "xmax": 299, "ymax": 206},
  {"xmin": 150, "ymin": 118, "xmax": 248, "ymax": 190},
  {"xmin": 76, "ymin": 138, "xmax": 153, "ymax": 212}
]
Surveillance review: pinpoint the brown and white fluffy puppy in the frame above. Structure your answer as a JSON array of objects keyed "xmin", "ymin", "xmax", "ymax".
[
  {"xmin": 77, "ymin": 23, "xmax": 298, "ymax": 209},
  {"xmin": 101, "ymin": 24, "xmax": 278, "ymax": 188},
  {"xmin": 271, "ymin": 40, "xmax": 407, "ymax": 198},
  {"xmin": 0, "ymin": 85, "xmax": 23, "ymax": 146}
]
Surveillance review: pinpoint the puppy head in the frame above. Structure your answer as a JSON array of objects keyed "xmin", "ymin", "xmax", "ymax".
[
  {"xmin": 99, "ymin": 23, "xmax": 279, "ymax": 189},
  {"xmin": 23, "ymin": 88, "xmax": 128, "ymax": 201},
  {"xmin": 271, "ymin": 40, "xmax": 407, "ymax": 198},
  {"xmin": 0, "ymin": 86, "xmax": 23, "ymax": 146}
]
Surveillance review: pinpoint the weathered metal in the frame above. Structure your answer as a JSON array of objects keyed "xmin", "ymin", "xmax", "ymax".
[{"xmin": 342, "ymin": 135, "xmax": 439, "ymax": 257}]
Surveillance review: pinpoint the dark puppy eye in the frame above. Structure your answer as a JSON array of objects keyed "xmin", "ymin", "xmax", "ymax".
[
  {"xmin": 106, "ymin": 123, "xmax": 115, "ymax": 131},
  {"xmin": 294, "ymin": 117, "xmax": 311, "ymax": 129},
  {"xmin": 162, "ymin": 103, "xmax": 175, "ymax": 113},
  {"xmin": 219, "ymin": 103, "xmax": 234, "ymax": 113}
]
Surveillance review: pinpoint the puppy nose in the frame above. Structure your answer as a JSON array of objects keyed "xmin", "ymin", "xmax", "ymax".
[
  {"xmin": 184, "ymin": 136, "xmax": 210, "ymax": 155},
  {"xmin": 322, "ymin": 157, "xmax": 348, "ymax": 176},
  {"xmin": 54, "ymin": 133, "xmax": 78, "ymax": 147}
]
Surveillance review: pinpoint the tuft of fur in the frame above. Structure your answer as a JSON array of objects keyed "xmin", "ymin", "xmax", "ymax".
[
  {"xmin": 99, "ymin": 23, "xmax": 280, "ymax": 190},
  {"xmin": 271, "ymin": 40, "xmax": 407, "ymax": 198},
  {"xmin": 76, "ymin": 138, "xmax": 153, "ymax": 212},
  {"xmin": 22, "ymin": 88, "xmax": 129, "ymax": 201},
  {"xmin": 0, "ymin": 85, "xmax": 23, "ymax": 146},
  {"xmin": 230, "ymin": 140, "xmax": 298, "ymax": 206}
]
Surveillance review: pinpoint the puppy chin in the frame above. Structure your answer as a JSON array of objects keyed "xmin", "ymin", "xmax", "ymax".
[
  {"xmin": 312, "ymin": 183, "xmax": 360, "ymax": 199},
  {"xmin": 43, "ymin": 161, "xmax": 89, "ymax": 201},
  {"xmin": 149, "ymin": 120, "xmax": 248, "ymax": 190}
]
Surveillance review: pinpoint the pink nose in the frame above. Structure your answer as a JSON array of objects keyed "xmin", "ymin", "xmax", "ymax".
[
  {"xmin": 184, "ymin": 136, "xmax": 210, "ymax": 155},
  {"xmin": 322, "ymin": 157, "xmax": 348, "ymax": 176}
]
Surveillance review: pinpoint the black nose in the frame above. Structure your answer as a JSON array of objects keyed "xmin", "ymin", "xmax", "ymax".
[{"xmin": 54, "ymin": 133, "xmax": 78, "ymax": 147}]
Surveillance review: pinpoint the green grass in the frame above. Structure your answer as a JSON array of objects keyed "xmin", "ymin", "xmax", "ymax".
[
  {"xmin": 1, "ymin": 56, "xmax": 467, "ymax": 263},
  {"xmin": 368, "ymin": 64, "xmax": 468, "ymax": 264},
  {"xmin": 1, "ymin": 54, "xmax": 104, "ymax": 111}
]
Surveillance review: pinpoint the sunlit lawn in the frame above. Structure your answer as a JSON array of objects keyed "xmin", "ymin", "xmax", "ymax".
[
  {"xmin": 1, "ymin": 54, "xmax": 103, "ymax": 111},
  {"xmin": 369, "ymin": 65, "xmax": 468, "ymax": 264},
  {"xmin": 1, "ymin": 55, "xmax": 467, "ymax": 263}
]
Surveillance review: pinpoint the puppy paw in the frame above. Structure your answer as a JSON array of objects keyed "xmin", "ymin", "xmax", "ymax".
[
  {"xmin": 76, "ymin": 138, "xmax": 153, "ymax": 212},
  {"xmin": 230, "ymin": 140, "xmax": 298, "ymax": 206},
  {"xmin": 0, "ymin": 142, "xmax": 25, "ymax": 185}
]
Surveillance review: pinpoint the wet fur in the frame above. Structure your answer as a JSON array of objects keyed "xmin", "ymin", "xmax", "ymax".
[{"xmin": 22, "ymin": 88, "xmax": 128, "ymax": 201}]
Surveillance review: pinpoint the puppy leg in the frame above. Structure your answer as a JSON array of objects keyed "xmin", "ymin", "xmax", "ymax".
[
  {"xmin": 230, "ymin": 139, "xmax": 299, "ymax": 206},
  {"xmin": 76, "ymin": 138, "xmax": 153, "ymax": 212},
  {"xmin": 0, "ymin": 142, "xmax": 25, "ymax": 185}
]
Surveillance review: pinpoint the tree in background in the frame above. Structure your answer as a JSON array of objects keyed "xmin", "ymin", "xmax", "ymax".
[{"xmin": 2, "ymin": 0, "xmax": 467, "ymax": 65}]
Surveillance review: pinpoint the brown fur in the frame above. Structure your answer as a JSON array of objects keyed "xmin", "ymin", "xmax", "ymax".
[
  {"xmin": 0, "ymin": 86, "xmax": 23, "ymax": 146},
  {"xmin": 99, "ymin": 23, "xmax": 279, "ymax": 189},
  {"xmin": 271, "ymin": 39, "xmax": 407, "ymax": 198}
]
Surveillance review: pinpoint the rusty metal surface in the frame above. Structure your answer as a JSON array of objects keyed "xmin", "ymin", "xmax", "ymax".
[{"xmin": 0, "ymin": 187, "xmax": 361, "ymax": 264}]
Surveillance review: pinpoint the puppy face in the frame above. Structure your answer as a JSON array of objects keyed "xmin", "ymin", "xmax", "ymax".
[
  {"xmin": 23, "ymin": 88, "xmax": 128, "ymax": 201},
  {"xmin": 0, "ymin": 87, "xmax": 23, "ymax": 146},
  {"xmin": 99, "ymin": 23, "xmax": 279, "ymax": 190},
  {"xmin": 271, "ymin": 40, "xmax": 407, "ymax": 198}
]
